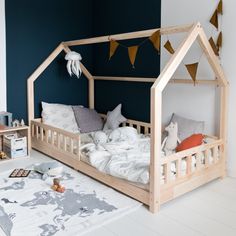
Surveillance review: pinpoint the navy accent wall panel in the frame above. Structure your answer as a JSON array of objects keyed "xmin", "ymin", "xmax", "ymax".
[
  {"xmin": 93, "ymin": 0, "xmax": 161, "ymax": 122},
  {"xmin": 5, "ymin": 0, "xmax": 161, "ymax": 123},
  {"xmin": 6, "ymin": 0, "xmax": 93, "ymax": 122}
]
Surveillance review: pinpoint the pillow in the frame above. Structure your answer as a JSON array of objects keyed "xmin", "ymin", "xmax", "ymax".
[
  {"xmin": 176, "ymin": 134, "xmax": 204, "ymax": 152},
  {"xmin": 103, "ymin": 104, "xmax": 127, "ymax": 130},
  {"xmin": 72, "ymin": 106, "xmax": 103, "ymax": 133},
  {"xmin": 170, "ymin": 113, "xmax": 204, "ymax": 141},
  {"xmin": 41, "ymin": 102, "xmax": 79, "ymax": 133}
]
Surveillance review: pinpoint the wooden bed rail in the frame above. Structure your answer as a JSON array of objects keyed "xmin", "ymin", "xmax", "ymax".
[
  {"xmin": 100, "ymin": 113, "xmax": 151, "ymax": 134},
  {"xmin": 162, "ymin": 140, "xmax": 223, "ymax": 182},
  {"xmin": 63, "ymin": 24, "xmax": 194, "ymax": 47},
  {"xmin": 31, "ymin": 120, "xmax": 81, "ymax": 160},
  {"xmin": 94, "ymin": 76, "xmax": 219, "ymax": 85}
]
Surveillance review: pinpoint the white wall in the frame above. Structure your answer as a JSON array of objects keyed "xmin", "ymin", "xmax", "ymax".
[
  {"xmin": 221, "ymin": 0, "xmax": 236, "ymax": 177},
  {"xmin": 0, "ymin": 0, "xmax": 6, "ymax": 111},
  {"xmin": 162, "ymin": 0, "xmax": 236, "ymax": 177}
]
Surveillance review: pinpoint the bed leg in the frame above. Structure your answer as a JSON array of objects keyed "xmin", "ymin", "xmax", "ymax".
[
  {"xmin": 149, "ymin": 197, "xmax": 160, "ymax": 213},
  {"xmin": 220, "ymin": 163, "xmax": 227, "ymax": 179},
  {"xmin": 220, "ymin": 143, "xmax": 227, "ymax": 179}
]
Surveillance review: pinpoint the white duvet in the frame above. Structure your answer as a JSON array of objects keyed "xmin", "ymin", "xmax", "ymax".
[{"xmin": 80, "ymin": 127, "xmax": 217, "ymax": 185}]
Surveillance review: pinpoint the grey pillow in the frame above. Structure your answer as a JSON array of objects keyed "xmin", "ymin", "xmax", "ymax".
[
  {"xmin": 170, "ymin": 113, "xmax": 204, "ymax": 141},
  {"xmin": 103, "ymin": 104, "xmax": 127, "ymax": 130},
  {"xmin": 72, "ymin": 106, "xmax": 103, "ymax": 133}
]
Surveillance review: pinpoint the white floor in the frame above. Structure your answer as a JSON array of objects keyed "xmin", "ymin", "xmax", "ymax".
[{"xmin": 1, "ymin": 150, "xmax": 236, "ymax": 236}]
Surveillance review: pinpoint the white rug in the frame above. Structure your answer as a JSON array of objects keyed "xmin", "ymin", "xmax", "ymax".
[{"xmin": 0, "ymin": 163, "xmax": 141, "ymax": 236}]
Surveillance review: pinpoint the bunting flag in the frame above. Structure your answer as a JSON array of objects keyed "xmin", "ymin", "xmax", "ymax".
[
  {"xmin": 185, "ymin": 63, "xmax": 199, "ymax": 84},
  {"xmin": 210, "ymin": 10, "xmax": 218, "ymax": 29},
  {"xmin": 217, "ymin": 31, "xmax": 223, "ymax": 49},
  {"xmin": 217, "ymin": 0, "xmax": 223, "ymax": 15},
  {"xmin": 128, "ymin": 46, "xmax": 139, "ymax": 67},
  {"xmin": 108, "ymin": 0, "xmax": 222, "ymax": 70},
  {"xmin": 209, "ymin": 37, "xmax": 219, "ymax": 56},
  {"xmin": 149, "ymin": 30, "xmax": 161, "ymax": 53},
  {"xmin": 109, "ymin": 40, "xmax": 119, "ymax": 60},
  {"xmin": 164, "ymin": 40, "xmax": 175, "ymax": 54}
]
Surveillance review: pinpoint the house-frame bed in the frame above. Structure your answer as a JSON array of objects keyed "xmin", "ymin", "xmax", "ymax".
[{"xmin": 27, "ymin": 23, "xmax": 229, "ymax": 213}]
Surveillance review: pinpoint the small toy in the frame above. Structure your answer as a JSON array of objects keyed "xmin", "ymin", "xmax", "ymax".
[
  {"xmin": 0, "ymin": 112, "xmax": 12, "ymax": 127},
  {"xmin": 9, "ymin": 169, "xmax": 31, "ymax": 178},
  {"xmin": 51, "ymin": 178, "xmax": 65, "ymax": 193},
  {"xmin": 20, "ymin": 119, "xmax": 25, "ymax": 126},
  {"xmin": 34, "ymin": 161, "xmax": 63, "ymax": 180},
  {"xmin": 12, "ymin": 119, "xmax": 20, "ymax": 127},
  {"xmin": 161, "ymin": 122, "xmax": 181, "ymax": 156},
  {"xmin": 0, "ymin": 151, "xmax": 7, "ymax": 159}
]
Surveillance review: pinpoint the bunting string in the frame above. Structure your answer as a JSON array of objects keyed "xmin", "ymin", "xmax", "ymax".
[
  {"xmin": 108, "ymin": 0, "xmax": 223, "ymax": 85},
  {"xmin": 109, "ymin": 29, "xmax": 161, "ymax": 67}
]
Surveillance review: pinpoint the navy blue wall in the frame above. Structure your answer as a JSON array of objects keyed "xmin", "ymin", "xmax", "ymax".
[
  {"xmin": 93, "ymin": 0, "xmax": 161, "ymax": 122},
  {"xmin": 6, "ymin": 0, "xmax": 93, "ymax": 122},
  {"xmin": 6, "ymin": 0, "xmax": 161, "ymax": 123}
]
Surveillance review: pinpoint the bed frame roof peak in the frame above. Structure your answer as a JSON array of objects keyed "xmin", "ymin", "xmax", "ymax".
[{"xmin": 27, "ymin": 22, "xmax": 229, "ymax": 122}]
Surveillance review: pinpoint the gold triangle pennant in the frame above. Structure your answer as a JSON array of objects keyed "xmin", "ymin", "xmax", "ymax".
[
  {"xmin": 128, "ymin": 46, "xmax": 139, "ymax": 67},
  {"xmin": 217, "ymin": 0, "xmax": 223, "ymax": 15},
  {"xmin": 185, "ymin": 63, "xmax": 199, "ymax": 84},
  {"xmin": 109, "ymin": 40, "xmax": 119, "ymax": 60},
  {"xmin": 149, "ymin": 30, "xmax": 161, "ymax": 53},
  {"xmin": 164, "ymin": 40, "xmax": 175, "ymax": 54},
  {"xmin": 209, "ymin": 37, "xmax": 219, "ymax": 56},
  {"xmin": 217, "ymin": 31, "xmax": 222, "ymax": 49},
  {"xmin": 210, "ymin": 10, "xmax": 218, "ymax": 29}
]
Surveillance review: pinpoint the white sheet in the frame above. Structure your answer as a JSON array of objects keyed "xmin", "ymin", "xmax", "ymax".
[{"xmin": 80, "ymin": 128, "xmax": 219, "ymax": 185}]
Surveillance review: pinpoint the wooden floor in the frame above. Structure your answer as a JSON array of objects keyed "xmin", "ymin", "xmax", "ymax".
[{"xmin": 1, "ymin": 150, "xmax": 236, "ymax": 236}]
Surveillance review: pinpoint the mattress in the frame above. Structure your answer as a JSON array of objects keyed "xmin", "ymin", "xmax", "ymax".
[{"xmin": 80, "ymin": 133, "xmax": 219, "ymax": 187}]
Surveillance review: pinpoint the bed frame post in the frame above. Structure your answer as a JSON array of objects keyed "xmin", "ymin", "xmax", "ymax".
[
  {"xmin": 220, "ymin": 85, "xmax": 229, "ymax": 178},
  {"xmin": 27, "ymin": 79, "xmax": 34, "ymax": 150},
  {"xmin": 197, "ymin": 26, "xmax": 229, "ymax": 178},
  {"xmin": 27, "ymin": 80, "xmax": 34, "ymax": 124},
  {"xmin": 149, "ymin": 87, "xmax": 161, "ymax": 213},
  {"xmin": 89, "ymin": 79, "xmax": 94, "ymax": 109}
]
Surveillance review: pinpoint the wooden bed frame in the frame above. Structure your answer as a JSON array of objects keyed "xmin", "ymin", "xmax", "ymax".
[{"xmin": 27, "ymin": 23, "xmax": 229, "ymax": 213}]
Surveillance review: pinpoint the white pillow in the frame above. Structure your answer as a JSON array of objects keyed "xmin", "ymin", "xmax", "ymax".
[
  {"xmin": 103, "ymin": 104, "xmax": 126, "ymax": 130},
  {"xmin": 41, "ymin": 102, "xmax": 79, "ymax": 133},
  {"xmin": 170, "ymin": 113, "xmax": 204, "ymax": 141}
]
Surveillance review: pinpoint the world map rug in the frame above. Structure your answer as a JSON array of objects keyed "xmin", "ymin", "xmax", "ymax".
[{"xmin": 0, "ymin": 165, "xmax": 142, "ymax": 236}]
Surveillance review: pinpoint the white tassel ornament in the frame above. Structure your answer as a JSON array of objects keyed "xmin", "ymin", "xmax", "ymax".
[{"xmin": 65, "ymin": 51, "xmax": 82, "ymax": 78}]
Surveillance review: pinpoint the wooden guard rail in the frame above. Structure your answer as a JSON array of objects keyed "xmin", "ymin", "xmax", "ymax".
[
  {"xmin": 99, "ymin": 114, "xmax": 151, "ymax": 134},
  {"xmin": 161, "ymin": 139, "xmax": 223, "ymax": 185},
  {"xmin": 31, "ymin": 120, "xmax": 81, "ymax": 160}
]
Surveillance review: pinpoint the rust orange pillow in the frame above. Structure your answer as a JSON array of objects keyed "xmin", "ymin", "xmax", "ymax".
[{"xmin": 176, "ymin": 134, "xmax": 204, "ymax": 152}]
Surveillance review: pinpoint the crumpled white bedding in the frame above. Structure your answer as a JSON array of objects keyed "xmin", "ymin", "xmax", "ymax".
[{"xmin": 80, "ymin": 127, "xmax": 218, "ymax": 185}]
